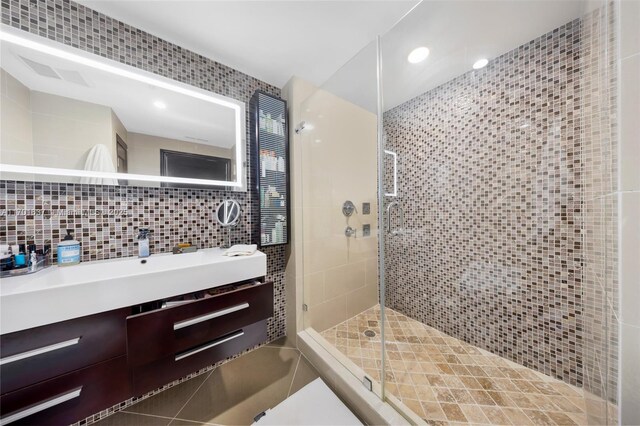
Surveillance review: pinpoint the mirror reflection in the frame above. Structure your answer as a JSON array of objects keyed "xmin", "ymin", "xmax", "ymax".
[{"xmin": 0, "ymin": 33, "xmax": 245, "ymax": 189}]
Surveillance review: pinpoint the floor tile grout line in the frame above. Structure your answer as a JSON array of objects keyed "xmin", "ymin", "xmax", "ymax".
[
  {"xmin": 170, "ymin": 415, "xmax": 223, "ymax": 425},
  {"xmin": 286, "ymin": 352, "xmax": 303, "ymax": 398},
  {"xmin": 119, "ymin": 410, "xmax": 176, "ymax": 420},
  {"xmin": 169, "ymin": 369, "xmax": 215, "ymax": 424}
]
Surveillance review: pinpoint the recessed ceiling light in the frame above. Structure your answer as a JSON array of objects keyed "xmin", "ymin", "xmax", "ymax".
[
  {"xmin": 153, "ymin": 101, "xmax": 167, "ymax": 109},
  {"xmin": 473, "ymin": 58, "xmax": 489, "ymax": 69},
  {"xmin": 408, "ymin": 47, "xmax": 430, "ymax": 64}
]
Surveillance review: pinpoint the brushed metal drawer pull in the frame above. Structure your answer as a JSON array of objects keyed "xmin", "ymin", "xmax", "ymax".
[
  {"xmin": 0, "ymin": 387, "xmax": 82, "ymax": 425},
  {"xmin": 173, "ymin": 302, "xmax": 250, "ymax": 331},
  {"xmin": 0, "ymin": 337, "xmax": 81, "ymax": 366},
  {"xmin": 175, "ymin": 330, "xmax": 244, "ymax": 361}
]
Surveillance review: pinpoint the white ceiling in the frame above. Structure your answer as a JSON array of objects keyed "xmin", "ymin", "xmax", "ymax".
[
  {"xmin": 322, "ymin": 0, "xmax": 588, "ymax": 112},
  {"xmin": 2, "ymin": 41, "xmax": 238, "ymax": 148},
  {"xmin": 79, "ymin": 0, "xmax": 590, "ymax": 113},
  {"xmin": 380, "ymin": 0, "xmax": 587, "ymax": 110},
  {"xmin": 81, "ymin": 0, "xmax": 418, "ymax": 88}
]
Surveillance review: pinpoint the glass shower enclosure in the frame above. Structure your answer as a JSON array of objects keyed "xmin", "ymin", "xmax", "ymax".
[{"xmin": 301, "ymin": 1, "xmax": 619, "ymax": 424}]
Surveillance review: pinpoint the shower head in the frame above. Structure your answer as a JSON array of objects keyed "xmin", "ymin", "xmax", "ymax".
[{"xmin": 294, "ymin": 121, "xmax": 306, "ymax": 134}]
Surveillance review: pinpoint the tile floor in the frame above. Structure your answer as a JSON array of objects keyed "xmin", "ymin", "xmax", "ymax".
[
  {"xmin": 96, "ymin": 338, "xmax": 319, "ymax": 426},
  {"xmin": 321, "ymin": 306, "xmax": 616, "ymax": 425}
]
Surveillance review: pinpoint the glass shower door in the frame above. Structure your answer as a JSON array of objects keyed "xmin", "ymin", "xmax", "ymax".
[
  {"xmin": 378, "ymin": 1, "xmax": 619, "ymax": 424},
  {"xmin": 299, "ymin": 40, "xmax": 386, "ymax": 400}
]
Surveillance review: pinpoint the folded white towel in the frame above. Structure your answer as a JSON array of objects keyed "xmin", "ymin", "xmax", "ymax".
[{"xmin": 224, "ymin": 244, "xmax": 257, "ymax": 257}]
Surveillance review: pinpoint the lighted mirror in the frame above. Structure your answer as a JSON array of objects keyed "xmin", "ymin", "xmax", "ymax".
[{"xmin": 0, "ymin": 26, "xmax": 246, "ymax": 190}]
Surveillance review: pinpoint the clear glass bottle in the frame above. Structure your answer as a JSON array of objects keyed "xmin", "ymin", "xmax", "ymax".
[{"xmin": 137, "ymin": 228, "xmax": 150, "ymax": 258}]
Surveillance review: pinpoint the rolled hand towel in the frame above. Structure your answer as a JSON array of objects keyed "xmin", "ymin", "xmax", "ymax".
[{"xmin": 224, "ymin": 244, "xmax": 258, "ymax": 257}]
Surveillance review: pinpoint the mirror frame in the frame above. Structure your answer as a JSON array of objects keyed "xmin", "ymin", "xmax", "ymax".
[
  {"xmin": 0, "ymin": 25, "xmax": 247, "ymax": 191},
  {"xmin": 215, "ymin": 199, "xmax": 242, "ymax": 227}
]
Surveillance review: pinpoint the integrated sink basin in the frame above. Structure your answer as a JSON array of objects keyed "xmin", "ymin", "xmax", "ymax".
[{"xmin": 0, "ymin": 248, "xmax": 267, "ymax": 334}]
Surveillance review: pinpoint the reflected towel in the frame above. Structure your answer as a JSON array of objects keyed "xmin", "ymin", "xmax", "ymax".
[
  {"xmin": 224, "ymin": 244, "xmax": 257, "ymax": 257},
  {"xmin": 81, "ymin": 144, "xmax": 118, "ymax": 185}
]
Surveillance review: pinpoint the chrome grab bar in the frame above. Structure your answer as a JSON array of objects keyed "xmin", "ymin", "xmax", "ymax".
[
  {"xmin": 173, "ymin": 303, "xmax": 249, "ymax": 331},
  {"xmin": 0, "ymin": 387, "xmax": 82, "ymax": 425},
  {"xmin": 386, "ymin": 201, "xmax": 404, "ymax": 235},
  {"xmin": 174, "ymin": 330, "xmax": 244, "ymax": 361},
  {"xmin": 0, "ymin": 337, "xmax": 81, "ymax": 366}
]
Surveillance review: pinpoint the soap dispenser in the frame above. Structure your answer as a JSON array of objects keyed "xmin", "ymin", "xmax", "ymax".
[
  {"xmin": 57, "ymin": 229, "xmax": 80, "ymax": 266},
  {"xmin": 137, "ymin": 228, "xmax": 150, "ymax": 258}
]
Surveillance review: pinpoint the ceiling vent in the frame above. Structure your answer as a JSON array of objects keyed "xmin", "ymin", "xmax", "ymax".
[
  {"xmin": 19, "ymin": 56, "xmax": 90, "ymax": 87},
  {"xmin": 56, "ymin": 69, "xmax": 90, "ymax": 87},
  {"xmin": 20, "ymin": 56, "xmax": 61, "ymax": 80}
]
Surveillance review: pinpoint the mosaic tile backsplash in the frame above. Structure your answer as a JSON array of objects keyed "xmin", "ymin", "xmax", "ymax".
[
  {"xmin": 383, "ymin": 11, "xmax": 617, "ymax": 403},
  {"xmin": 0, "ymin": 0, "xmax": 285, "ymax": 341}
]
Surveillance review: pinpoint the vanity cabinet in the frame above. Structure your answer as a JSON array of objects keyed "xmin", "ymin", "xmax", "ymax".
[
  {"xmin": 127, "ymin": 281, "xmax": 273, "ymax": 395},
  {"xmin": 0, "ymin": 280, "xmax": 274, "ymax": 425},
  {"xmin": 0, "ymin": 308, "xmax": 129, "ymax": 394},
  {"xmin": 131, "ymin": 320, "xmax": 267, "ymax": 395},
  {"xmin": 127, "ymin": 281, "xmax": 273, "ymax": 367},
  {"xmin": 0, "ymin": 356, "xmax": 129, "ymax": 426}
]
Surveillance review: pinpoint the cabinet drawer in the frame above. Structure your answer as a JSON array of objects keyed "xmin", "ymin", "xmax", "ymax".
[
  {"xmin": 0, "ymin": 356, "xmax": 130, "ymax": 426},
  {"xmin": 132, "ymin": 319, "xmax": 267, "ymax": 395},
  {"xmin": 0, "ymin": 308, "xmax": 129, "ymax": 394},
  {"xmin": 127, "ymin": 281, "xmax": 273, "ymax": 367}
]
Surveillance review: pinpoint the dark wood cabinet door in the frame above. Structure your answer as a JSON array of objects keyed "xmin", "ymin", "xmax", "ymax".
[
  {"xmin": 0, "ymin": 356, "xmax": 130, "ymax": 426},
  {"xmin": 127, "ymin": 282, "xmax": 273, "ymax": 367},
  {"xmin": 131, "ymin": 320, "xmax": 268, "ymax": 395},
  {"xmin": 0, "ymin": 308, "xmax": 129, "ymax": 394}
]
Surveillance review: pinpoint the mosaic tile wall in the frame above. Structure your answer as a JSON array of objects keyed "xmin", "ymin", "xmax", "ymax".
[
  {"xmin": 0, "ymin": 0, "xmax": 286, "ymax": 391},
  {"xmin": 383, "ymin": 11, "xmax": 617, "ymax": 403}
]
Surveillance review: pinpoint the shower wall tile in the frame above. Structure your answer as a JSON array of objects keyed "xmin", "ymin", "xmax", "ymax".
[
  {"xmin": 0, "ymin": 2, "xmax": 287, "ymax": 420},
  {"xmin": 620, "ymin": 0, "xmax": 640, "ymax": 59},
  {"xmin": 620, "ymin": 192, "xmax": 640, "ymax": 327},
  {"xmin": 300, "ymin": 87, "xmax": 379, "ymax": 331},
  {"xmin": 383, "ymin": 7, "xmax": 618, "ymax": 402},
  {"xmin": 620, "ymin": 54, "xmax": 640, "ymax": 192},
  {"xmin": 620, "ymin": 322, "xmax": 640, "ymax": 424}
]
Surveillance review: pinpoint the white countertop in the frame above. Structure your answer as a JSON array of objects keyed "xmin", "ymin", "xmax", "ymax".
[{"xmin": 0, "ymin": 248, "xmax": 267, "ymax": 334}]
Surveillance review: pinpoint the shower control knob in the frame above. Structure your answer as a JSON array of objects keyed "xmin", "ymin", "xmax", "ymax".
[
  {"xmin": 342, "ymin": 201, "xmax": 357, "ymax": 217},
  {"xmin": 345, "ymin": 226, "xmax": 357, "ymax": 238}
]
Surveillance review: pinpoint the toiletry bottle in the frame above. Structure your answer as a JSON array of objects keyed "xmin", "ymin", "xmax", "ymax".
[
  {"xmin": 57, "ymin": 229, "xmax": 81, "ymax": 266},
  {"xmin": 1, "ymin": 245, "xmax": 13, "ymax": 272},
  {"xmin": 29, "ymin": 251, "xmax": 37, "ymax": 272},
  {"xmin": 14, "ymin": 244, "xmax": 26, "ymax": 267},
  {"xmin": 266, "ymin": 113, "xmax": 273, "ymax": 133},
  {"xmin": 137, "ymin": 228, "xmax": 150, "ymax": 258},
  {"xmin": 7, "ymin": 245, "xmax": 16, "ymax": 270},
  {"xmin": 277, "ymin": 114, "xmax": 284, "ymax": 136}
]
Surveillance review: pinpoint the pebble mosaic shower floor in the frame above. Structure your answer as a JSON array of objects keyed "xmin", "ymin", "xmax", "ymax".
[{"xmin": 321, "ymin": 306, "xmax": 616, "ymax": 425}]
